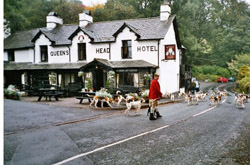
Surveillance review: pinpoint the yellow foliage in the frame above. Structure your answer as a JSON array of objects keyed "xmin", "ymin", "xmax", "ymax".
[
  {"xmin": 85, "ymin": 3, "xmax": 104, "ymax": 13},
  {"xmin": 238, "ymin": 65, "xmax": 250, "ymax": 80}
]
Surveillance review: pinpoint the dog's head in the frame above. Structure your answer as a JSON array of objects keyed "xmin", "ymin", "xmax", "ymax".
[
  {"xmin": 209, "ymin": 96, "xmax": 215, "ymax": 101},
  {"xmin": 107, "ymin": 98, "xmax": 114, "ymax": 103},
  {"xmin": 140, "ymin": 98, "xmax": 146, "ymax": 103}
]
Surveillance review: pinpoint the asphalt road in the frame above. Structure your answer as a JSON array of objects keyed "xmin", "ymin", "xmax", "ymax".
[{"xmin": 4, "ymin": 82, "xmax": 250, "ymax": 165}]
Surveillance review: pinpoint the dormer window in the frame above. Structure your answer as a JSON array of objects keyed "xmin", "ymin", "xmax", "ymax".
[
  {"xmin": 40, "ymin": 45, "xmax": 48, "ymax": 62},
  {"xmin": 8, "ymin": 50, "xmax": 15, "ymax": 62},
  {"xmin": 122, "ymin": 40, "xmax": 132, "ymax": 59},
  {"xmin": 78, "ymin": 43, "xmax": 86, "ymax": 61}
]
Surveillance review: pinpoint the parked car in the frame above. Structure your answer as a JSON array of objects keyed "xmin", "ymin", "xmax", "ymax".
[
  {"xmin": 217, "ymin": 77, "xmax": 228, "ymax": 83},
  {"xmin": 228, "ymin": 77, "xmax": 235, "ymax": 82}
]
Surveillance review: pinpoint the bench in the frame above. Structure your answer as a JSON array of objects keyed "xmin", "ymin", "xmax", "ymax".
[
  {"xmin": 37, "ymin": 93, "xmax": 59, "ymax": 101},
  {"xmin": 76, "ymin": 96, "xmax": 92, "ymax": 104},
  {"xmin": 37, "ymin": 90, "xmax": 59, "ymax": 101},
  {"xmin": 65, "ymin": 83, "xmax": 82, "ymax": 96}
]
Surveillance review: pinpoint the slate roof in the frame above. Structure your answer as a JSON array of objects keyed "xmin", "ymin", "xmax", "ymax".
[
  {"xmin": 110, "ymin": 60, "xmax": 157, "ymax": 68},
  {"xmin": 4, "ymin": 15, "xmax": 177, "ymax": 50},
  {"xmin": 4, "ymin": 29, "xmax": 39, "ymax": 50},
  {"xmin": 4, "ymin": 59, "xmax": 157, "ymax": 71},
  {"xmin": 4, "ymin": 62, "xmax": 87, "ymax": 71},
  {"xmin": 80, "ymin": 58, "xmax": 157, "ymax": 71}
]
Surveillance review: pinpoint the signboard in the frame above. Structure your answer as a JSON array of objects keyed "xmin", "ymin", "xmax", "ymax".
[
  {"xmin": 137, "ymin": 46, "xmax": 157, "ymax": 52},
  {"xmin": 165, "ymin": 45, "xmax": 176, "ymax": 60},
  {"xmin": 96, "ymin": 48, "xmax": 110, "ymax": 54},
  {"xmin": 50, "ymin": 50, "xmax": 69, "ymax": 56},
  {"xmin": 78, "ymin": 35, "xmax": 84, "ymax": 43}
]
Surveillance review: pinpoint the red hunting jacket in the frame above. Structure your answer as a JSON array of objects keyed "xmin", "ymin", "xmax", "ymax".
[{"xmin": 149, "ymin": 79, "xmax": 163, "ymax": 100}]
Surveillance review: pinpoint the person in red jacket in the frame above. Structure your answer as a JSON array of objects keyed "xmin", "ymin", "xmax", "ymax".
[{"xmin": 148, "ymin": 73, "xmax": 163, "ymax": 120}]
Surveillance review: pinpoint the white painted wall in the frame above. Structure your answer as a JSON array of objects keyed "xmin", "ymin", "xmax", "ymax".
[
  {"xmin": 133, "ymin": 40, "xmax": 159, "ymax": 66},
  {"xmin": 4, "ymin": 51, "xmax": 8, "ymax": 61},
  {"xmin": 111, "ymin": 27, "xmax": 137, "ymax": 61},
  {"xmin": 71, "ymin": 31, "xmax": 91, "ymax": 62},
  {"xmin": 158, "ymin": 23, "xmax": 180, "ymax": 93},
  {"xmin": 34, "ymin": 34, "xmax": 52, "ymax": 63},
  {"xmin": 49, "ymin": 46, "xmax": 70, "ymax": 63},
  {"xmin": 15, "ymin": 49, "xmax": 34, "ymax": 62},
  {"xmin": 4, "ymin": 49, "xmax": 34, "ymax": 62},
  {"xmin": 89, "ymin": 43, "xmax": 110, "ymax": 61}
]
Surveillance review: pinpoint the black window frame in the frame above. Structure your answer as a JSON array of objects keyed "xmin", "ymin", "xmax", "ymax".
[
  {"xmin": 78, "ymin": 43, "xmax": 86, "ymax": 61},
  {"xmin": 40, "ymin": 45, "xmax": 48, "ymax": 62},
  {"xmin": 8, "ymin": 50, "xmax": 15, "ymax": 62},
  {"xmin": 121, "ymin": 40, "xmax": 132, "ymax": 59}
]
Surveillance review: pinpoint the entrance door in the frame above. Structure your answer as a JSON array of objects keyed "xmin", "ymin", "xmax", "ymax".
[{"xmin": 95, "ymin": 69, "xmax": 103, "ymax": 91}]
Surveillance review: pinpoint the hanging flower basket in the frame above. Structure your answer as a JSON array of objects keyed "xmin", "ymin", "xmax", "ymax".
[
  {"xmin": 144, "ymin": 73, "xmax": 152, "ymax": 81},
  {"xmin": 78, "ymin": 71, "xmax": 84, "ymax": 77}
]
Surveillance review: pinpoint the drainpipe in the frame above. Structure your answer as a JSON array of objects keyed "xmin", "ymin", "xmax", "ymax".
[
  {"xmin": 67, "ymin": 46, "xmax": 71, "ymax": 62},
  {"xmin": 109, "ymin": 43, "xmax": 111, "ymax": 60},
  {"xmin": 157, "ymin": 40, "xmax": 160, "ymax": 67},
  {"xmin": 33, "ymin": 48, "xmax": 35, "ymax": 63}
]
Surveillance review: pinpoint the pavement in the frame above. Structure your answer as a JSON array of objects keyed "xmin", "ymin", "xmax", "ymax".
[{"xmin": 21, "ymin": 95, "xmax": 183, "ymax": 110}]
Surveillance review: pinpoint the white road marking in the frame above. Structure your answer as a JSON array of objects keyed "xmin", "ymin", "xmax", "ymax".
[
  {"xmin": 193, "ymin": 99, "xmax": 226, "ymax": 117},
  {"xmin": 54, "ymin": 99, "xmax": 227, "ymax": 165},
  {"xmin": 193, "ymin": 106, "xmax": 216, "ymax": 117},
  {"xmin": 53, "ymin": 125, "xmax": 170, "ymax": 165}
]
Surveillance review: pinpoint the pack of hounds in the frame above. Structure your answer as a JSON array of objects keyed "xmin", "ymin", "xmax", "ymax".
[
  {"xmin": 89, "ymin": 90, "xmax": 146, "ymax": 115},
  {"xmin": 178, "ymin": 89, "xmax": 249, "ymax": 109},
  {"xmin": 89, "ymin": 88, "xmax": 249, "ymax": 116}
]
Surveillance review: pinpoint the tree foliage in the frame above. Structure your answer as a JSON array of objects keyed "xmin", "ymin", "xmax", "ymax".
[
  {"xmin": 227, "ymin": 54, "xmax": 250, "ymax": 78},
  {"xmin": 192, "ymin": 65, "xmax": 230, "ymax": 81},
  {"xmin": 237, "ymin": 65, "xmax": 250, "ymax": 93}
]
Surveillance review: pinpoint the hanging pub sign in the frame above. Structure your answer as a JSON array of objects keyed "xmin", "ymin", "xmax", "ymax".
[{"xmin": 165, "ymin": 45, "xmax": 176, "ymax": 60}]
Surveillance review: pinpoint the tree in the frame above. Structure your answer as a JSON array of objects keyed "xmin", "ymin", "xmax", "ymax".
[
  {"xmin": 227, "ymin": 54, "xmax": 250, "ymax": 78},
  {"xmin": 93, "ymin": 0, "xmax": 137, "ymax": 22},
  {"xmin": 238, "ymin": 65, "xmax": 250, "ymax": 80},
  {"xmin": 54, "ymin": 2, "xmax": 84, "ymax": 24}
]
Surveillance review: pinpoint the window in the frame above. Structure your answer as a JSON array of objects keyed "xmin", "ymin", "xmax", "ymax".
[
  {"xmin": 122, "ymin": 40, "xmax": 132, "ymax": 59},
  {"xmin": 78, "ymin": 43, "xmax": 86, "ymax": 61},
  {"xmin": 118, "ymin": 72, "xmax": 134, "ymax": 87},
  {"xmin": 40, "ymin": 46, "xmax": 48, "ymax": 62},
  {"xmin": 8, "ymin": 50, "xmax": 15, "ymax": 61}
]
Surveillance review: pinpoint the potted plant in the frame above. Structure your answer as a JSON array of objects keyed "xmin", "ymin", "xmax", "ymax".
[
  {"xmin": 107, "ymin": 71, "xmax": 115, "ymax": 88},
  {"xmin": 78, "ymin": 71, "xmax": 85, "ymax": 91},
  {"xmin": 141, "ymin": 89, "xmax": 149, "ymax": 103}
]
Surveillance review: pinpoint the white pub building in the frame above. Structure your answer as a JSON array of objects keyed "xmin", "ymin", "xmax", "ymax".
[{"xmin": 4, "ymin": 1, "xmax": 191, "ymax": 94}]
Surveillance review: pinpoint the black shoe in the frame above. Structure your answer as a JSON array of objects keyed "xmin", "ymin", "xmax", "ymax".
[
  {"xmin": 149, "ymin": 113, "xmax": 157, "ymax": 120},
  {"xmin": 156, "ymin": 112, "xmax": 162, "ymax": 118}
]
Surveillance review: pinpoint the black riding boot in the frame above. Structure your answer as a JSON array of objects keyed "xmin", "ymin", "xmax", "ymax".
[
  {"xmin": 149, "ymin": 113, "xmax": 157, "ymax": 120},
  {"xmin": 147, "ymin": 107, "xmax": 151, "ymax": 116},
  {"xmin": 156, "ymin": 111, "xmax": 162, "ymax": 118}
]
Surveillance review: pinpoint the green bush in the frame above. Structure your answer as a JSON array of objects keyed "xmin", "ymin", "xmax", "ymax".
[
  {"xmin": 238, "ymin": 76, "xmax": 250, "ymax": 94},
  {"xmin": 196, "ymin": 74, "xmax": 219, "ymax": 82},
  {"xmin": 193, "ymin": 65, "xmax": 230, "ymax": 81}
]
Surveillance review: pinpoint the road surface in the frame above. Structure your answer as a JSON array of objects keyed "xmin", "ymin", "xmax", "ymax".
[{"xmin": 4, "ymin": 82, "xmax": 250, "ymax": 165}]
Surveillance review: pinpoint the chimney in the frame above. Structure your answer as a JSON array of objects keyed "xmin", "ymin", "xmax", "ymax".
[
  {"xmin": 79, "ymin": 10, "xmax": 93, "ymax": 27},
  {"xmin": 160, "ymin": 0, "xmax": 171, "ymax": 21},
  {"xmin": 46, "ymin": 12, "xmax": 63, "ymax": 29}
]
